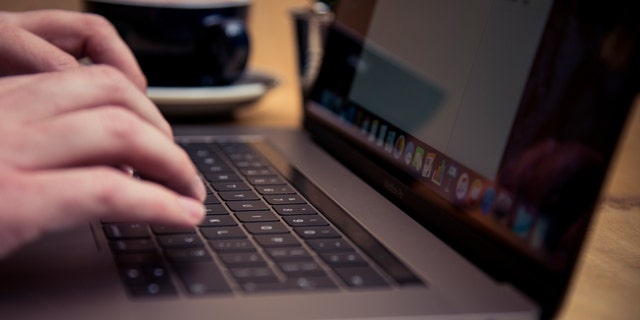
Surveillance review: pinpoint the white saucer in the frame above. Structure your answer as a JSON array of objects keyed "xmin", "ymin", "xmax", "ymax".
[{"xmin": 147, "ymin": 71, "xmax": 278, "ymax": 116}]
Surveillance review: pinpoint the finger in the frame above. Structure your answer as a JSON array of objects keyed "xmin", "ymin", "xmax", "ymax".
[
  {"xmin": 30, "ymin": 167, "xmax": 205, "ymax": 233},
  {"xmin": 0, "ymin": 66, "xmax": 170, "ymax": 137},
  {"xmin": 15, "ymin": 106, "xmax": 205, "ymax": 202},
  {"xmin": 0, "ymin": 14, "xmax": 79, "ymax": 76},
  {"xmin": 0, "ymin": 166, "xmax": 204, "ymax": 258},
  {"xmin": 0, "ymin": 10, "xmax": 146, "ymax": 90}
]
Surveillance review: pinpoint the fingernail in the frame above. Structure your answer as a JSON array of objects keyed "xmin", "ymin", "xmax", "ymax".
[
  {"xmin": 179, "ymin": 196, "xmax": 205, "ymax": 222},
  {"xmin": 193, "ymin": 175, "xmax": 207, "ymax": 201}
]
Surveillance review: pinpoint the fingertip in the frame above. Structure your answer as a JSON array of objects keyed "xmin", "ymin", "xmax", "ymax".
[
  {"xmin": 178, "ymin": 196, "xmax": 206, "ymax": 225},
  {"xmin": 192, "ymin": 174, "xmax": 207, "ymax": 202},
  {"xmin": 134, "ymin": 70, "xmax": 148, "ymax": 92}
]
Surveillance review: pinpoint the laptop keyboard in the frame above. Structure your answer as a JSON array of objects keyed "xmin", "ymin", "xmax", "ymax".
[{"xmin": 102, "ymin": 141, "xmax": 423, "ymax": 297}]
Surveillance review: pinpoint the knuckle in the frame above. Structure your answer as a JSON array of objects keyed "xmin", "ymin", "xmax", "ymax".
[
  {"xmin": 98, "ymin": 107, "xmax": 142, "ymax": 143},
  {"xmin": 50, "ymin": 51, "xmax": 78, "ymax": 70},
  {"xmin": 0, "ymin": 127, "xmax": 40, "ymax": 170},
  {"xmin": 93, "ymin": 169, "xmax": 170, "ymax": 219},
  {"xmin": 0, "ymin": 17, "xmax": 9, "ymax": 31},
  {"xmin": 92, "ymin": 168, "xmax": 126, "ymax": 210},
  {"xmin": 88, "ymin": 64, "xmax": 125, "ymax": 82},
  {"xmin": 82, "ymin": 13, "xmax": 116, "ymax": 35},
  {"xmin": 0, "ymin": 12, "xmax": 15, "ymax": 28},
  {"xmin": 0, "ymin": 18, "xmax": 20, "ymax": 44},
  {"xmin": 86, "ymin": 64, "xmax": 130, "ymax": 95}
]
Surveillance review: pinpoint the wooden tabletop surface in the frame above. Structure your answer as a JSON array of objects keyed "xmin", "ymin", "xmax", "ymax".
[{"xmin": 1, "ymin": 1, "xmax": 638, "ymax": 319}]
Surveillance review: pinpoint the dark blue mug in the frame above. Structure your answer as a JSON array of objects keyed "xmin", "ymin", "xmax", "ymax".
[{"xmin": 85, "ymin": 0, "xmax": 250, "ymax": 87}]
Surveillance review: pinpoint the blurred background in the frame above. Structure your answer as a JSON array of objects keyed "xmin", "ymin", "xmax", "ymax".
[{"xmin": 0, "ymin": 0, "xmax": 310, "ymax": 127}]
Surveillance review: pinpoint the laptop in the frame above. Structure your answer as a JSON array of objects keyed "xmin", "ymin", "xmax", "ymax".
[{"xmin": 1, "ymin": 0, "xmax": 638, "ymax": 319}]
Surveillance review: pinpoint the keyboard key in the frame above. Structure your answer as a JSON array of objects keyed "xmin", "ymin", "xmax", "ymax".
[
  {"xmin": 157, "ymin": 234, "xmax": 204, "ymax": 248},
  {"xmin": 183, "ymin": 143, "xmax": 213, "ymax": 157},
  {"xmin": 230, "ymin": 267, "xmax": 278, "ymax": 283},
  {"xmin": 306, "ymin": 239, "xmax": 354, "ymax": 252},
  {"xmin": 195, "ymin": 156, "xmax": 219, "ymax": 166},
  {"xmin": 127, "ymin": 282, "xmax": 178, "ymax": 297},
  {"xmin": 232, "ymin": 160, "xmax": 265, "ymax": 168},
  {"xmin": 119, "ymin": 266, "xmax": 146, "ymax": 286},
  {"xmin": 192, "ymin": 152, "xmax": 219, "ymax": 162},
  {"xmin": 273, "ymin": 204, "xmax": 318, "ymax": 216},
  {"xmin": 103, "ymin": 223, "xmax": 150, "ymax": 239},
  {"xmin": 277, "ymin": 260, "xmax": 326, "ymax": 277},
  {"xmin": 283, "ymin": 215, "xmax": 329, "ymax": 227},
  {"xmin": 117, "ymin": 260, "xmax": 178, "ymax": 297},
  {"xmin": 199, "ymin": 215, "xmax": 237, "ymax": 227},
  {"xmin": 254, "ymin": 185, "xmax": 295, "ymax": 195},
  {"xmin": 200, "ymin": 226, "xmax": 247, "ymax": 239},
  {"xmin": 244, "ymin": 222, "xmax": 290, "ymax": 235},
  {"xmin": 253, "ymin": 234, "xmax": 300, "ymax": 247},
  {"xmin": 198, "ymin": 163, "xmax": 233, "ymax": 174},
  {"xmin": 211, "ymin": 181, "xmax": 251, "ymax": 192},
  {"xmin": 165, "ymin": 248, "xmax": 212, "ymax": 262},
  {"xmin": 173, "ymin": 261, "xmax": 232, "ymax": 295},
  {"xmin": 119, "ymin": 263, "xmax": 171, "ymax": 286},
  {"xmin": 234, "ymin": 211, "xmax": 279, "ymax": 222},
  {"xmin": 114, "ymin": 253, "xmax": 163, "ymax": 266},
  {"xmin": 263, "ymin": 194, "xmax": 306, "ymax": 205},
  {"xmin": 151, "ymin": 225, "xmax": 196, "ymax": 235},
  {"xmin": 265, "ymin": 247, "xmax": 312, "ymax": 261},
  {"xmin": 320, "ymin": 252, "xmax": 368, "ymax": 267},
  {"xmin": 209, "ymin": 239, "xmax": 256, "ymax": 253},
  {"xmin": 294, "ymin": 226, "xmax": 341, "ymax": 239},
  {"xmin": 333, "ymin": 267, "xmax": 389, "ymax": 288},
  {"xmin": 204, "ymin": 172, "xmax": 242, "ymax": 182},
  {"xmin": 219, "ymin": 252, "xmax": 266, "ymax": 267},
  {"xmin": 218, "ymin": 190, "xmax": 260, "ymax": 201},
  {"xmin": 247, "ymin": 176, "xmax": 285, "ymax": 185},
  {"xmin": 226, "ymin": 200, "xmax": 269, "ymax": 212},
  {"xmin": 224, "ymin": 151, "xmax": 258, "ymax": 162},
  {"xmin": 242, "ymin": 276, "xmax": 337, "ymax": 293},
  {"xmin": 110, "ymin": 239, "xmax": 157, "ymax": 253},
  {"xmin": 204, "ymin": 194, "xmax": 221, "ymax": 204},
  {"xmin": 240, "ymin": 168, "xmax": 274, "ymax": 176},
  {"xmin": 204, "ymin": 204, "xmax": 230, "ymax": 215}
]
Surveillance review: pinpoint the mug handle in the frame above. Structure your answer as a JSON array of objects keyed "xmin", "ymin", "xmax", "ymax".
[{"xmin": 200, "ymin": 15, "xmax": 250, "ymax": 85}]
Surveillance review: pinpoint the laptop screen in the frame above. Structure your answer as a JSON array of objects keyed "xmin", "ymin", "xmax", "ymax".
[{"xmin": 306, "ymin": 0, "xmax": 639, "ymax": 312}]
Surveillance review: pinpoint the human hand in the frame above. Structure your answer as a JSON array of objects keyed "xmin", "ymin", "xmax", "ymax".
[
  {"xmin": 0, "ymin": 10, "xmax": 146, "ymax": 90},
  {"xmin": 0, "ymin": 66, "xmax": 206, "ymax": 258}
]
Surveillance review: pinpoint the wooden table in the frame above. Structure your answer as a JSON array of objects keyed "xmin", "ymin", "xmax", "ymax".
[{"xmin": 1, "ymin": 1, "xmax": 639, "ymax": 319}]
